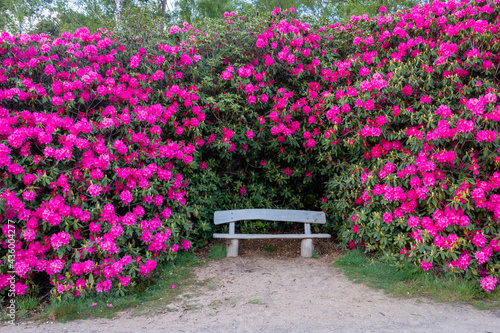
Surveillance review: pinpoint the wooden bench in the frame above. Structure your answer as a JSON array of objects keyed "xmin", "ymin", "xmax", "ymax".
[{"xmin": 213, "ymin": 209, "xmax": 331, "ymax": 258}]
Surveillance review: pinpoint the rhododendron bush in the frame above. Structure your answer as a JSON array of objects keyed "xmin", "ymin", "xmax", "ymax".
[
  {"xmin": 0, "ymin": 28, "xmax": 201, "ymax": 298},
  {"xmin": 2, "ymin": 0, "xmax": 500, "ymax": 301},
  {"xmin": 314, "ymin": 1, "xmax": 500, "ymax": 293}
]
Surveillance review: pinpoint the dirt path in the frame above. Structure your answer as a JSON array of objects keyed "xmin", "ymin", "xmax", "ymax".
[{"xmin": 4, "ymin": 255, "xmax": 500, "ymax": 333}]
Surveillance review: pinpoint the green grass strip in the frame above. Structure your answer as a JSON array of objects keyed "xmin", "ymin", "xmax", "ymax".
[
  {"xmin": 0, "ymin": 250, "xmax": 212, "ymax": 323},
  {"xmin": 334, "ymin": 250, "xmax": 500, "ymax": 311}
]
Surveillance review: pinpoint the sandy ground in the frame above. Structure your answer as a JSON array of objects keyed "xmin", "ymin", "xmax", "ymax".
[{"xmin": 3, "ymin": 255, "xmax": 500, "ymax": 333}]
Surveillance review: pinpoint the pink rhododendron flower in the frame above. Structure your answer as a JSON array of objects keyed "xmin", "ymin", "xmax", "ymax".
[
  {"xmin": 88, "ymin": 185, "xmax": 101, "ymax": 197},
  {"xmin": 456, "ymin": 119, "xmax": 474, "ymax": 133},
  {"xmin": 221, "ymin": 71, "xmax": 232, "ymax": 80},
  {"xmin": 182, "ymin": 240, "xmax": 191, "ymax": 251},
  {"xmin": 382, "ymin": 212, "xmax": 393, "ymax": 223},
  {"xmin": 96, "ymin": 279, "xmax": 112, "ymax": 293},
  {"xmin": 435, "ymin": 105, "xmax": 452, "ymax": 118},
  {"xmin": 120, "ymin": 190, "xmax": 133, "ymax": 205},
  {"xmin": 170, "ymin": 244, "xmax": 179, "ymax": 254},
  {"xmin": 14, "ymin": 282, "xmax": 28, "ymax": 295},
  {"xmin": 238, "ymin": 66, "xmax": 251, "ymax": 78},
  {"xmin": 169, "ymin": 25, "xmax": 180, "ymax": 34},
  {"xmin": 22, "ymin": 190, "xmax": 36, "ymax": 201},
  {"xmin": 51, "ymin": 231, "xmax": 70, "ymax": 250},
  {"xmin": 421, "ymin": 261, "xmax": 433, "ymax": 271},
  {"xmin": 480, "ymin": 276, "xmax": 497, "ymax": 293},
  {"xmin": 402, "ymin": 85, "xmax": 412, "ymax": 96},
  {"xmin": 473, "ymin": 233, "xmax": 487, "ymax": 247}
]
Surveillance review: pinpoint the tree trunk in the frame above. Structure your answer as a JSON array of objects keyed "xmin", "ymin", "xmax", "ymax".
[
  {"xmin": 160, "ymin": 0, "xmax": 167, "ymax": 33},
  {"xmin": 113, "ymin": 0, "xmax": 122, "ymax": 30}
]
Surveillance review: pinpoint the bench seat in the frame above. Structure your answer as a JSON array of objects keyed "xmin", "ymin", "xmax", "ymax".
[
  {"xmin": 213, "ymin": 209, "xmax": 330, "ymax": 257},
  {"xmin": 213, "ymin": 233, "xmax": 331, "ymax": 239}
]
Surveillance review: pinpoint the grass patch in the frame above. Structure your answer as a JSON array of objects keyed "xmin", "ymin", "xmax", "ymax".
[
  {"xmin": 207, "ymin": 244, "xmax": 226, "ymax": 260},
  {"xmin": 17, "ymin": 295, "xmax": 38, "ymax": 312},
  {"xmin": 262, "ymin": 245, "xmax": 277, "ymax": 253},
  {"xmin": 208, "ymin": 296, "xmax": 241, "ymax": 309},
  {"xmin": 334, "ymin": 250, "xmax": 500, "ymax": 310},
  {"xmin": 248, "ymin": 298, "xmax": 265, "ymax": 305}
]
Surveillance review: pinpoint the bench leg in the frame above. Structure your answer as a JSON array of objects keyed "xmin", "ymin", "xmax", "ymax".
[
  {"xmin": 301, "ymin": 239, "xmax": 313, "ymax": 258},
  {"xmin": 227, "ymin": 239, "xmax": 239, "ymax": 257}
]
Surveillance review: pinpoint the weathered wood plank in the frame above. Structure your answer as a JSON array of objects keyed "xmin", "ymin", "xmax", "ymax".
[
  {"xmin": 213, "ymin": 233, "xmax": 331, "ymax": 239},
  {"xmin": 214, "ymin": 209, "xmax": 326, "ymax": 225},
  {"xmin": 304, "ymin": 223, "xmax": 311, "ymax": 235}
]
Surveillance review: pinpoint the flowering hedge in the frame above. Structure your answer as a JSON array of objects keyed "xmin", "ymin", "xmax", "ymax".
[
  {"xmin": 316, "ymin": 1, "xmax": 500, "ymax": 293},
  {"xmin": 2, "ymin": 0, "xmax": 500, "ymax": 300},
  {"xmin": 0, "ymin": 27, "xmax": 202, "ymax": 299}
]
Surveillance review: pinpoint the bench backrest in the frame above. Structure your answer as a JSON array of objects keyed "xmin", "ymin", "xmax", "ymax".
[{"xmin": 214, "ymin": 209, "xmax": 326, "ymax": 225}]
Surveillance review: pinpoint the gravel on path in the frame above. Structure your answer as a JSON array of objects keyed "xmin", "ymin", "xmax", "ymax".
[{"xmin": 3, "ymin": 255, "xmax": 500, "ymax": 333}]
